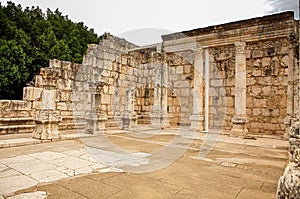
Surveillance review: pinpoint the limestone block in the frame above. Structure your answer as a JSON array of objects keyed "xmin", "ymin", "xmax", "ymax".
[
  {"xmin": 253, "ymin": 59, "xmax": 261, "ymax": 67},
  {"xmin": 262, "ymin": 57, "xmax": 271, "ymax": 67},
  {"xmin": 246, "ymin": 50, "xmax": 251, "ymax": 59},
  {"xmin": 262, "ymin": 86, "xmax": 271, "ymax": 96},
  {"xmin": 282, "ymin": 55, "xmax": 291, "ymax": 68},
  {"xmin": 33, "ymin": 110, "xmax": 61, "ymax": 140},
  {"xmin": 60, "ymin": 91, "xmax": 70, "ymax": 102},
  {"xmin": 49, "ymin": 59, "xmax": 62, "ymax": 68},
  {"xmin": 253, "ymin": 99, "xmax": 267, "ymax": 108},
  {"xmin": 35, "ymin": 75, "xmax": 43, "ymax": 87},
  {"xmin": 11, "ymin": 100, "xmax": 31, "ymax": 111},
  {"xmin": 211, "ymin": 79, "xmax": 223, "ymax": 87},
  {"xmin": 253, "ymin": 108, "xmax": 261, "ymax": 116},
  {"xmin": 252, "ymin": 69, "xmax": 261, "ymax": 77},
  {"xmin": 184, "ymin": 65, "xmax": 191, "ymax": 73},
  {"xmin": 57, "ymin": 102, "xmax": 68, "ymax": 111},
  {"xmin": 176, "ymin": 65, "xmax": 183, "ymax": 74},
  {"xmin": 101, "ymin": 94, "xmax": 111, "ymax": 105},
  {"xmin": 41, "ymin": 90, "xmax": 56, "ymax": 110},
  {"xmin": 252, "ymin": 50, "xmax": 263, "ymax": 58},
  {"xmin": 32, "ymin": 100, "xmax": 42, "ymax": 110}
]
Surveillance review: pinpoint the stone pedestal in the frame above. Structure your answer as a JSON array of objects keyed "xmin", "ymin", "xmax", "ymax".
[
  {"xmin": 85, "ymin": 111, "xmax": 97, "ymax": 134},
  {"xmin": 231, "ymin": 117, "xmax": 248, "ymax": 136},
  {"xmin": 161, "ymin": 113, "xmax": 171, "ymax": 129},
  {"xmin": 151, "ymin": 112, "xmax": 161, "ymax": 127},
  {"xmin": 122, "ymin": 112, "xmax": 137, "ymax": 129},
  {"xmin": 97, "ymin": 113, "xmax": 108, "ymax": 133},
  {"xmin": 33, "ymin": 110, "xmax": 61, "ymax": 140},
  {"xmin": 190, "ymin": 114, "xmax": 205, "ymax": 131}
]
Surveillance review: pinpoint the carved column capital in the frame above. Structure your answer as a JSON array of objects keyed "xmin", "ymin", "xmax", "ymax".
[{"xmin": 234, "ymin": 42, "xmax": 246, "ymax": 54}]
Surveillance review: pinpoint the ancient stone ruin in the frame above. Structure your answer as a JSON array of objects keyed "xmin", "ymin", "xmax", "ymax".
[{"xmin": 0, "ymin": 11, "xmax": 299, "ymax": 196}]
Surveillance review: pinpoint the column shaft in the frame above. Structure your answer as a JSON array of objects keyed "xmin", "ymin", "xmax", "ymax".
[
  {"xmin": 231, "ymin": 42, "xmax": 248, "ymax": 136},
  {"xmin": 190, "ymin": 48, "xmax": 205, "ymax": 131}
]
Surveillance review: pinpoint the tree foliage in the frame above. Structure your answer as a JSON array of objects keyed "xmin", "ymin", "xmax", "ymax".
[{"xmin": 0, "ymin": 2, "xmax": 101, "ymax": 99}]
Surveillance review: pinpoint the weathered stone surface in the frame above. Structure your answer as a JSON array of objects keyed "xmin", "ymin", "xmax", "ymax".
[{"xmin": 277, "ymin": 122, "xmax": 300, "ymax": 198}]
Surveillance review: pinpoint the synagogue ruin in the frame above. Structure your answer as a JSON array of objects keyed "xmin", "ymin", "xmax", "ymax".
[{"xmin": 0, "ymin": 11, "xmax": 299, "ymax": 197}]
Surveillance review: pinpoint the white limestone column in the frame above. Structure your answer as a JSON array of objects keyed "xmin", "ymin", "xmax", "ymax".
[
  {"xmin": 151, "ymin": 64, "xmax": 162, "ymax": 126},
  {"xmin": 190, "ymin": 48, "xmax": 205, "ymax": 131},
  {"xmin": 204, "ymin": 48, "xmax": 210, "ymax": 132},
  {"xmin": 161, "ymin": 61, "xmax": 170, "ymax": 128},
  {"xmin": 231, "ymin": 42, "xmax": 248, "ymax": 136}
]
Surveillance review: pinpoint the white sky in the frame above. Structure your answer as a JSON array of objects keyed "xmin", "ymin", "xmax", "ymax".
[{"xmin": 3, "ymin": 0, "xmax": 299, "ymax": 45}]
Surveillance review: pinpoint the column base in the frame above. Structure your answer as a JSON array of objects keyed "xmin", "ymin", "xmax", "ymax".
[
  {"xmin": 161, "ymin": 113, "xmax": 171, "ymax": 129},
  {"xmin": 150, "ymin": 112, "xmax": 161, "ymax": 128},
  {"xmin": 85, "ymin": 112, "xmax": 98, "ymax": 134},
  {"xmin": 94, "ymin": 113, "xmax": 108, "ymax": 135},
  {"xmin": 189, "ymin": 114, "xmax": 204, "ymax": 132},
  {"xmin": 231, "ymin": 117, "xmax": 248, "ymax": 137}
]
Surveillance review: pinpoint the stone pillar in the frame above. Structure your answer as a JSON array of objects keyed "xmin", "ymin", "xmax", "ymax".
[
  {"xmin": 85, "ymin": 87, "xmax": 98, "ymax": 134},
  {"xmin": 284, "ymin": 47, "xmax": 297, "ymax": 139},
  {"xmin": 190, "ymin": 48, "xmax": 205, "ymax": 131},
  {"xmin": 122, "ymin": 89, "xmax": 137, "ymax": 129},
  {"xmin": 204, "ymin": 48, "xmax": 210, "ymax": 132},
  {"xmin": 151, "ymin": 65, "xmax": 162, "ymax": 127},
  {"xmin": 33, "ymin": 89, "xmax": 61, "ymax": 140},
  {"xmin": 161, "ymin": 61, "xmax": 170, "ymax": 128},
  {"xmin": 231, "ymin": 42, "xmax": 248, "ymax": 136}
]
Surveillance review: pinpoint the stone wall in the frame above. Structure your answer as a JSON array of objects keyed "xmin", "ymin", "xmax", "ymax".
[{"xmin": 0, "ymin": 100, "xmax": 34, "ymax": 134}]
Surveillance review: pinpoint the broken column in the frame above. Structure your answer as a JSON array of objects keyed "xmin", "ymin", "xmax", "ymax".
[
  {"xmin": 33, "ymin": 89, "xmax": 61, "ymax": 140},
  {"xmin": 122, "ymin": 89, "xmax": 137, "ymax": 129},
  {"xmin": 190, "ymin": 48, "xmax": 205, "ymax": 131},
  {"xmin": 231, "ymin": 42, "xmax": 248, "ymax": 136}
]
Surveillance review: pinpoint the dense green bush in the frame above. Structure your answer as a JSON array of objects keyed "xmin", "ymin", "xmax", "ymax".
[{"xmin": 0, "ymin": 2, "xmax": 101, "ymax": 99}]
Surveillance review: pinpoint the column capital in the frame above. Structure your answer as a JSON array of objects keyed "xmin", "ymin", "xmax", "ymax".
[{"xmin": 234, "ymin": 42, "xmax": 246, "ymax": 54}]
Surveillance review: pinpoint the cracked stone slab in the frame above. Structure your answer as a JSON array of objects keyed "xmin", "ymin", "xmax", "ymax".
[
  {"xmin": 7, "ymin": 191, "xmax": 47, "ymax": 199},
  {"xmin": 0, "ymin": 175, "xmax": 38, "ymax": 195}
]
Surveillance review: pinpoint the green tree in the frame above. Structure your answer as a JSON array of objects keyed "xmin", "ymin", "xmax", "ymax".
[
  {"xmin": 0, "ymin": 1, "xmax": 101, "ymax": 99},
  {"xmin": 0, "ymin": 40, "xmax": 29, "ymax": 99}
]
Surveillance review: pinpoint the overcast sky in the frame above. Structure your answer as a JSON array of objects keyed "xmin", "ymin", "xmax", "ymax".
[{"xmin": 3, "ymin": 0, "xmax": 299, "ymax": 45}]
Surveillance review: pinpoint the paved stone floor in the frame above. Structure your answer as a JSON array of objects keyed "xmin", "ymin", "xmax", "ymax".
[{"xmin": 0, "ymin": 128, "xmax": 288, "ymax": 198}]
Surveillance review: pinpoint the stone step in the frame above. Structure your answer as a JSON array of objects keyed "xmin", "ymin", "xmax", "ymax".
[
  {"xmin": 0, "ymin": 125, "xmax": 35, "ymax": 135},
  {"xmin": 0, "ymin": 117, "xmax": 34, "ymax": 126},
  {"xmin": 137, "ymin": 114, "xmax": 151, "ymax": 125},
  {"xmin": 58, "ymin": 122, "xmax": 86, "ymax": 131}
]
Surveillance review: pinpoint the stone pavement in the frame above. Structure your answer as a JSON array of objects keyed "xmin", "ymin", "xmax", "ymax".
[{"xmin": 0, "ymin": 128, "xmax": 289, "ymax": 198}]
